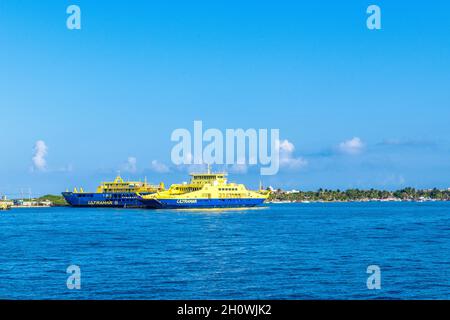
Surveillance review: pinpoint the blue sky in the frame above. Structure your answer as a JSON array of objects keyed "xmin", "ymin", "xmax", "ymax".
[{"xmin": 1, "ymin": 0, "xmax": 450, "ymax": 196}]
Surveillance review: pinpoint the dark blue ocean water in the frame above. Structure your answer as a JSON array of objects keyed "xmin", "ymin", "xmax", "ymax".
[{"xmin": 1, "ymin": 202, "xmax": 450, "ymax": 299}]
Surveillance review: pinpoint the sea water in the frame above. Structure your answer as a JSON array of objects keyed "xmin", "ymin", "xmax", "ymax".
[{"xmin": 1, "ymin": 202, "xmax": 449, "ymax": 299}]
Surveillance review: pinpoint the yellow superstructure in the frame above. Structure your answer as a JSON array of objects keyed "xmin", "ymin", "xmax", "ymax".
[
  {"xmin": 63, "ymin": 175, "xmax": 164, "ymax": 208},
  {"xmin": 0, "ymin": 202, "xmax": 11, "ymax": 210},
  {"xmin": 71, "ymin": 175, "xmax": 163, "ymax": 194},
  {"xmin": 141, "ymin": 167, "xmax": 269, "ymax": 201}
]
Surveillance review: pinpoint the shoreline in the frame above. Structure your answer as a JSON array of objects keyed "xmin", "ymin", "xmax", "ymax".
[
  {"xmin": 268, "ymin": 199, "xmax": 449, "ymax": 204},
  {"xmin": 4, "ymin": 200, "xmax": 449, "ymax": 210},
  {"xmin": 10, "ymin": 205, "xmax": 53, "ymax": 209}
]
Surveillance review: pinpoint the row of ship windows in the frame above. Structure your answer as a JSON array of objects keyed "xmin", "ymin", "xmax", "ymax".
[
  {"xmin": 174, "ymin": 187, "xmax": 238, "ymax": 192},
  {"xmin": 77, "ymin": 193, "xmax": 135, "ymax": 198},
  {"xmin": 196, "ymin": 176, "xmax": 221, "ymax": 180},
  {"xmin": 175, "ymin": 187, "xmax": 201, "ymax": 191},
  {"xmin": 105, "ymin": 194, "xmax": 136, "ymax": 199},
  {"xmin": 218, "ymin": 194, "xmax": 248, "ymax": 197}
]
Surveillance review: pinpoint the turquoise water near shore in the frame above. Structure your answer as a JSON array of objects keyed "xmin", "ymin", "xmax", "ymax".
[{"xmin": 1, "ymin": 202, "xmax": 450, "ymax": 299}]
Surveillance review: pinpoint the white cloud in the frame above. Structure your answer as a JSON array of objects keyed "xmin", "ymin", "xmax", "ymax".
[
  {"xmin": 338, "ymin": 137, "xmax": 364, "ymax": 155},
  {"xmin": 279, "ymin": 139, "xmax": 295, "ymax": 153},
  {"xmin": 124, "ymin": 156, "xmax": 137, "ymax": 173},
  {"xmin": 32, "ymin": 140, "xmax": 48, "ymax": 171},
  {"xmin": 276, "ymin": 139, "xmax": 308, "ymax": 170},
  {"xmin": 150, "ymin": 160, "xmax": 170, "ymax": 173}
]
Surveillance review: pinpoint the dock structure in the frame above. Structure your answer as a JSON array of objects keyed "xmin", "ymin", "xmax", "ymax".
[{"xmin": 0, "ymin": 194, "xmax": 53, "ymax": 209}]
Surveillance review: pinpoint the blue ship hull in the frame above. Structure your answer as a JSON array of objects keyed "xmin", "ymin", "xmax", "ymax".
[
  {"xmin": 138, "ymin": 198, "xmax": 266, "ymax": 209},
  {"xmin": 62, "ymin": 192, "xmax": 153, "ymax": 208}
]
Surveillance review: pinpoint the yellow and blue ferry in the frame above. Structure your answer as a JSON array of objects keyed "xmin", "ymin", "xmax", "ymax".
[
  {"xmin": 137, "ymin": 167, "xmax": 270, "ymax": 209},
  {"xmin": 62, "ymin": 175, "xmax": 163, "ymax": 208}
]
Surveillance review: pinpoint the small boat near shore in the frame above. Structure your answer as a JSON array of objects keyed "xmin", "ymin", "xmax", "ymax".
[{"xmin": 0, "ymin": 202, "xmax": 11, "ymax": 210}]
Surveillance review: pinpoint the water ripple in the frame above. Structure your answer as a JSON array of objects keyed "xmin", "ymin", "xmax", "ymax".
[{"xmin": 1, "ymin": 202, "xmax": 450, "ymax": 299}]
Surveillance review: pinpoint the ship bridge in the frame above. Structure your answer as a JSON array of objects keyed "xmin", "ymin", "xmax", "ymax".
[{"xmin": 189, "ymin": 166, "xmax": 227, "ymax": 186}]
